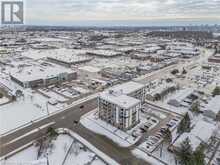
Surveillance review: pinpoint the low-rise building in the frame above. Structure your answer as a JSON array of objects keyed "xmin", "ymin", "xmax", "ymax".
[
  {"xmin": 78, "ymin": 65, "xmax": 101, "ymax": 80},
  {"xmin": 86, "ymin": 49, "xmax": 122, "ymax": 58},
  {"xmin": 167, "ymin": 88, "xmax": 196, "ymax": 107},
  {"xmin": 203, "ymin": 96, "xmax": 220, "ymax": 120},
  {"xmin": 172, "ymin": 120, "xmax": 216, "ymax": 152},
  {"xmin": 110, "ymin": 81, "xmax": 145, "ymax": 102},
  {"xmin": 47, "ymin": 56, "xmax": 93, "ymax": 67},
  {"xmin": 10, "ymin": 61, "xmax": 77, "ymax": 88}
]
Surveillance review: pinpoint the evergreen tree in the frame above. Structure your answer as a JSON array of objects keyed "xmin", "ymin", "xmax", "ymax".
[
  {"xmin": 191, "ymin": 101, "xmax": 200, "ymax": 113},
  {"xmin": 216, "ymin": 111, "xmax": 220, "ymax": 121},
  {"xmin": 0, "ymin": 92, "xmax": 3, "ymax": 98},
  {"xmin": 178, "ymin": 113, "xmax": 191, "ymax": 134},
  {"xmin": 177, "ymin": 138, "xmax": 194, "ymax": 165},
  {"xmin": 47, "ymin": 127, "xmax": 58, "ymax": 138},
  {"xmin": 193, "ymin": 145, "xmax": 205, "ymax": 165},
  {"xmin": 171, "ymin": 69, "xmax": 179, "ymax": 75},
  {"xmin": 164, "ymin": 128, "xmax": 172, "ymax": 144},
  {"xmin": 212, "ymin": 86, "xmax": 220, "ymax": 97},
  {"xmin": 182, "ymin": 68, "xmax": 187, "ymax": 74}
]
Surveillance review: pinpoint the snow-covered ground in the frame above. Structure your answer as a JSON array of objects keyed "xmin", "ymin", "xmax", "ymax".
[
  {"xmin": 80, "ymin": 109, "xmax": 159, "ymax": 147},
  {"xmin": 0, "ymin": 90, "xmax": 66, "ymax": 135},
  {"xmin": 1, "ymin": 131, "xmax": 119, "ymax": 165},
  {"xmin": 0, "ymin": 97, "xmax": 9, "ymax": 105},
  {"xmin": 132, "ymin": 149, "xmax": 164, "ymax": 165},
  {"xmin": 80, "ymin": 110, "xmax": 136, "ymax": 147},
  {"xmin": 38, "ymin": 89, "xmax": 68, "ymax": 102},
  {"xmin": 152, "ymin": 143, "xmax": 178, "ymax": 165}
]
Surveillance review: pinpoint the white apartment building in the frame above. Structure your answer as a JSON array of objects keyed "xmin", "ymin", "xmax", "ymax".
[{"xmin": 98, "ymin": 81, "xmax": 145, "ymax": 130}]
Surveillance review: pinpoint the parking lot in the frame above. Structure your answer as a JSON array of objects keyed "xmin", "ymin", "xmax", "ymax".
[
  {"xmin": 206, "ymin": 137, "xmax": 220, "ymax": 165},
  {"xmin": 138, "ymin": 104, "xmax": 182, "ymax": 153}
]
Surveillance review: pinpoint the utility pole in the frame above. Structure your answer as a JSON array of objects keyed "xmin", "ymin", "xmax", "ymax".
[
  {"xmin": 46, "ymin": 153, "xmax": 49, "ymax": 165},
  {"xmin": 46, "ymin": 101, "xmax": 50, "ymax": 116}
]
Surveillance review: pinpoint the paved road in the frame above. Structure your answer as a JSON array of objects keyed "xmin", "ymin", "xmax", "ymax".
[
  {"xmin": 0, "ymin": 97, "xmax": 97, "ymax": 156},
  {"xmin": 0, "ymin": 95, "xmax": 150, "ymax": 164}
]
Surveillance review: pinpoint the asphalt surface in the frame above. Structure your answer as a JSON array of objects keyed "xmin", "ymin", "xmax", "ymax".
[
  {"xmin": 0, "ymin": 96, "xmax": 150, "ymax": 164},
  {"xmin": 0, "ymin": 97, "xmax": 97, "ymax": 156}
]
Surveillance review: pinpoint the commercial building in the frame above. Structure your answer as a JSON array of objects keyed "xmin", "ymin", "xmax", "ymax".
[
  {"xmin": 78, "ymin": 65, "xmax": 101, "ymax": 80},
  {"xmin": 98, "ymin": 81, "xmax": 145, "ymax": 130},
  {"xmin": 10, "ymin": 61, "xmax": 77, "ymax": 88},
  {"xmin": 86, "ymin": 49, "xmax": 122, "ymax": 58},
  {"xmin": 47, "ymin": 56, "xmax": 93, "ymax": 67}
]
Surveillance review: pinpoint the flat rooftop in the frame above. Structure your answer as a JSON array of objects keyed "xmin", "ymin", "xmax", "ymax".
[
  {"xmin": 10, "ymin": 61, "xmax": 74, "ymax": 82},
  {"xmin": 100, "ymin": 91, "xmax": 140, "ymax": 109},
  {"xmin": 48, "ymin": 56, "xmax": 92, "ymax": 64},
  {"xmin": 86, "ymin": 49, "xmax": 121, "ymax": 57},
  {"xmin": 22, "ymin": 48, "xmax": 88, "ymax": 60},
  {"xmin": 79, "ymin": 66, "xmax": 101, "ymax": 73},
  {"xmin": 109, "ymin": 81, "xmax": 145, "ymax": 95}
]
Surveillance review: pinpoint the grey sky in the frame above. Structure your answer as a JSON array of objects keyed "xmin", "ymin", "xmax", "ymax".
[{"xmin": 24, "ymin": 0, "xmax": 220, "ymax": 25}]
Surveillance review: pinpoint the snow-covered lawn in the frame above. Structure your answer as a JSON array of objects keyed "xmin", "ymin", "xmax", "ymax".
[
  {"xmin": 80, "ymin": 110, "xmax": 136, "ymax": 147},
  {"xmin": 0, "ymin": 91, "xmax": 66, "ymax": 135},
  {"xmin": 152, "ymin": 143, "xmax": 178, "ymax": 165},
  {"xmin": 1, "ymin": 131, "xmax": 118, "ymax": 165},
  {"xmin": 132, "ymin": 149, "xmax": 164, "ymax": 165},
  {"xmin": 80, "ymin": 109, "xmax": 159, "ymax": 147},
  {"xmin": 0, "ymin": 96, "xmax": 9, "ymax": 105}
]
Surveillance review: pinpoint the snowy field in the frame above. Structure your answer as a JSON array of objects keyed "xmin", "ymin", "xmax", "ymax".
[{"xmin": 1, "ymin": 131, "xmax": 119, "ymax": 165}]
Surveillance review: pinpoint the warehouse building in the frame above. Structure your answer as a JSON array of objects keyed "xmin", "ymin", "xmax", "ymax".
[{"xmin": 10, "ymin": 61, "xmax": 77, "ymax": 88}]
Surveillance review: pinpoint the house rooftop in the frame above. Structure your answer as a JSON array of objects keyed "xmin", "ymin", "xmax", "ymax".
[
  {"xmin": 173, "ymin": 120, "xmax": 216, "ymax": 151},
  {"xmin": 205, "ymin": 95, "xmax": 220, "ymax": 114}
]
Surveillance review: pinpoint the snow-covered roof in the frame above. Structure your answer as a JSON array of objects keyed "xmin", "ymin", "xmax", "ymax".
[
  {"xmin": 79, "ymin": 66, "xmax": 101, "ymax": 73},
  {"xmin": 86, "ymin": 49, "xmax": 121, "ymax": 57},
  {"xmin": 205, "ymin": 96, "xmax": 220, "ymax": 114},
  {"xmin": 10, "ymin": 61, "xmax": 75, "ymax": 82},
  {"xmin": 109, "ymin": 81, "xmax": 145, "ymax": 95},
  {"xmin": 22, "ymin": 48, "xmax": 88, "ymax": 60},
  {"xmin": 173, "ymin": 120, "xmax": 216, "ymax": 151},
  {"xmin": 147, "ymin": 83, "xmax": 176, "ymax": 96},
  {"xmin": 48, "ymin": 55, "xmax": 91, "ymax": 64},
  {"xmin": 168, "ymin": 88, "xmax": 194, "ymax": 103},
  {"xmin": 100, "ymin": 91, "xmax": 140, "ymax": 109}
]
